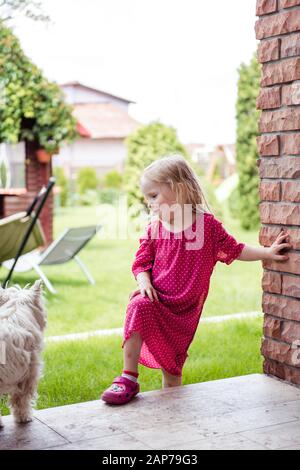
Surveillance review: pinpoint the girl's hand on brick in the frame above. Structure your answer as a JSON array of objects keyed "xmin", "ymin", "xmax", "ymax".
[{"xmin": 268, "ymin": 231, "xmax": 292, "ymax": 261}]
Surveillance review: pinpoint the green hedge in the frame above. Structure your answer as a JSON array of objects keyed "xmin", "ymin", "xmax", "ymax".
[{"xmin": 235, "ymin": 54, "xmax": 261, "ymax": 230}]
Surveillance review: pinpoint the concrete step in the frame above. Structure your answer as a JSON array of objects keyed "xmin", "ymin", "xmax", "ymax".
[{"xmin": 1, "ymin": 374, "xmax": 300, "ymax": 450}]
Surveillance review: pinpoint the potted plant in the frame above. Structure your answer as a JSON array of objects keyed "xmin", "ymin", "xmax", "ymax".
[
  {"xmin": 36, "ymin": 148, "xmax": 52, "ymax": 163},
  {"xmin": 36, "ymin": 147, "xmax": 59, "ymax": 164}
]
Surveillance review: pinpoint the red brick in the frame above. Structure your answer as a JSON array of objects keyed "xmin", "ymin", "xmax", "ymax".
[
  {"xmin": 264, "ymin": 358, "xmax": 300, "ymax": 386},
  {"xmin": 259, "ymin": 156, "xmax": 300, "ymax": 178},
  {"xmin": 262, "ymin": 292, "xmax": 300, "ymax": 320},
  {"xmin": 261, "ymin": 338, "xmax": 290, "ymax": 364},
  {"xmin": 281, "ymin": 180, "xmax": 300, "ymax": 201},
  {"xmin": 259, "ymin": 107, "xmax": 300, "ymax": 132},
  {"xmin": 261, "ymin": 58, "xmax": 300, "ymax": 86},
  {"xmin": 282, "ymin": 274, "xmax": 300, "ymax": 298},
  {"xmin": 281, "ymin": 33, "xmax": 300, "ymax": 58},
  {"xmin": 263, "ymin": 252, "xmax": 300, "ymax": 275},
  {"xmin": 258, "ymin": 38, "xmax": 280, "ymax": 63},
  {"xmin": 260, "ymin": 201, "xmax": 300, "ymax": 225},
  {"xmin": 255, "ymin": 10, "xmax": 300, "ymax": 39},
  {"xmin": 257, "ymin": 0, "xmax": 278, "ymax": 15},
  {"xmin": 262, "ymin": 270, "xmax": 282, "ymax": 293},
  {"xmin": 282, "ymin": 83, "xmax": 300, "ymax": 105},
  {"xmin": 257, "ymin": 87, "xmax": 281, "ymax": 109},
  {"xmin": 264, "ymin": 358, "xmax": 285, "ymax": 379},
  {"xmin": 260, "ymin": 180, "xmax": 281, "ymax": 200},
  {"xmin": 257, "ymin": 134, "xmax": 280, "ymax": 155},
  {"xmin": 262, "ymin": 337, "xmax": 300, "ymax": 367},
  {"xmin": 259, "ymin": 225, "xmax": 300, "ymax": 249},
  {"xmin": 281, "ymin": 320, "xmax": 300, "ymax": 344},
  {"xmin": 281, "ymin": 133, "xmax": 300, "ymax": 154},
  {"xmin": 280, "ymin": 0, "xmax": 300, "ymax": 7},
  {"xmin": 263, "ymin": 315, "xmax": 283, "ymax": 339}
]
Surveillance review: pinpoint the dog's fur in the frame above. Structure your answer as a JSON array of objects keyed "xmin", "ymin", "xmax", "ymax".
[{"xmin": 0, "ymin": 281, "xmax": 47, "ymax": 426}]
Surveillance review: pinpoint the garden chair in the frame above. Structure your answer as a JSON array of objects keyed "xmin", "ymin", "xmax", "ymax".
[
  {"xmin": 2, "ymin": 225, "xmax": 102, "ymax": 294},
  {"xmin": 0, "ymin": 178, "xmax": 55, "ymax": 287}
]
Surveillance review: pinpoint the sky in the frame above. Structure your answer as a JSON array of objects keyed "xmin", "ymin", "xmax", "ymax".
[{"xmin": 11, "ymin": 0, "xmax": 258, "ymax": 146}]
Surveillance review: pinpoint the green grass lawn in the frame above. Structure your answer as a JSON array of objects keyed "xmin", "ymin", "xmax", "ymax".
[
  {"xmin": 0, "ymin": 316, "xmax": 263, "ymax": 415},
  {"xmin": 0, "ymin": 203, "xmax": 263, "ymax": 336}
]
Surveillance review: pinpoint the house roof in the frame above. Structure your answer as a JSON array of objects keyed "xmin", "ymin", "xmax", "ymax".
[
  {"xmin": 185, "ymin": 143, "xmax": 206, "ymax": 153},
  {"xmin": 73, "ymin": 103, "xmax": 140, "ymax": 139},
  {"xmin": 60, "ymin": 81, "xmax": 135, "ymax": 104}
]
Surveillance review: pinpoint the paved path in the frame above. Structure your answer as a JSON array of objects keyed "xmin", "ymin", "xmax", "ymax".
[
  {"xmin": 1, "ymin": 374, "xmax": 299, "ymax": 450},
  {"xmin": 46, "ymin": 311, "xmax": 262, "ymax": 344}
]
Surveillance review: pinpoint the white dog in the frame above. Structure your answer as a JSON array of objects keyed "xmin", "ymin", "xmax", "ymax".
[{"xmin": 0, "ymin": 280, "xmax": 47, "ymax": 426}]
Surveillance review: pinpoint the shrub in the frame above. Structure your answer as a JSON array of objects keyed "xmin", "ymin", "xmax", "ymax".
[
  {"xmin": 54, "ymin": 167, "xmax": 69, "ymax": 207},
  {"xmin": 228, "ymin": 186, "xmax": 241, "ymax": 219},
  {"xmin": 99, "ymin": 188, "xmax": 120, "ymax": 205},
  {"xmin": 190, "ymin": 162, "xmax": 224, "ymax": 220},
  {"xmin": 71, "ymin": 189, "xmax": 99, "ymax": 207},
  {"xmin": 103, "ymin": 170, "xmax": 123, "ymax": 189},
  {"xmin": 0, "ymin": 160, "xmax": 7, "ymax": 188},
  {"xmin": 76, "ymin": 167, "xmax": 98, "ymax": 195}
]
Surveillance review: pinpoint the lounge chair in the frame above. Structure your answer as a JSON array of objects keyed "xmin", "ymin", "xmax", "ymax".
[
  {"xmin": 0, "ymin": 178, "xmax": 55, "ymax": 287},
  {"xmin": 2, "ymin": 225, "xmax": 102, "ymax": 294},
  {"xmin": 0, "ymin": 212, "xmax": 45, "ymax": 263}
]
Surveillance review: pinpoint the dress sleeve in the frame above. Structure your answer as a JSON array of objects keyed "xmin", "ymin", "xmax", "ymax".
[
  {"xmin": 213, "ymin": 216, "xmax": 245, "ymax": 265},
  {"xmin": 131, "ymin": 224, "xmax": 155, "ymax": 279}
]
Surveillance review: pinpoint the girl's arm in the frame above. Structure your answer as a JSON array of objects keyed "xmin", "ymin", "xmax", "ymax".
[
  {"xmin": 237, "ymin": 231, "xmax": 292, "ymax": 262},
  {"xmin": 130, "ymin": 222, "xmax": 159, "ymax": 302},
  {"xmin": 136, "ymin": 271, "xmax": 151, "ymax": 285}
]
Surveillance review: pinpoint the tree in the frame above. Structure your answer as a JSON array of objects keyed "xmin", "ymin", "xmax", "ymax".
[
  {"xmin": 0, "ymin": 0, "xmax": 50, "ymax": 23},
  {"xmin": 123, "ymin": 121, "xmax": 220, "ymax": 221},
  {"xmin": 0, "ymin": 23, "xmax": 77, "ymax": 153},
  {"xmin": 123, "ymin": 121, "xmax": 189, "ymax": 217},
  {"xmin": 235, "ymin": 53, "xmax": 261, "ymax": 230}
]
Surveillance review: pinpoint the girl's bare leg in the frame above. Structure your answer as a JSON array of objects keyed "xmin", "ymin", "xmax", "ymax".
[
  {"xmin": 161, "ymin": 368, "xmax": 182, "ymax": 388},
  {"xmin": 123, "ymin": 332, "xmax": 143, "ymax": 374}
]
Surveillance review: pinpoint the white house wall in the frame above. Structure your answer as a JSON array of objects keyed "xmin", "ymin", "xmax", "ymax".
[
  {"xmin": 54, "ymin": 138, "xmax": 126, "ymax": 178},
  {"xmin": 62, "ymin": 85, "xmax": 129, "ymax": 112}
]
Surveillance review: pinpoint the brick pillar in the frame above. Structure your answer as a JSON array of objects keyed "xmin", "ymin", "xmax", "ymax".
[
  {"xmin": 0, "ymin": 196, "xmax": 3, "ymax": 218},
  {"xmin": 4, "ymin": 141, "xmax": 53, "ymax": 245},
  {"xmin": 256, "ymin": 0, "xmax": 300, "ymax": 386},
  {"xmin": 26, "ymin": 141, "xmax": 53, "ymax": 245}
]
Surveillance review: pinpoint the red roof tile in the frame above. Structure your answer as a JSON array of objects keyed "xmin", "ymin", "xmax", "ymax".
[{"xmin": 73, "ymin": 103, "xmax": 140, "ymax": 139}]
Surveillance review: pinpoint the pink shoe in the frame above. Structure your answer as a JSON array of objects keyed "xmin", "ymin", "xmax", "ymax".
[{"xmin": 101, "ymin": 376, "xmax": 140, "ymax": 405}]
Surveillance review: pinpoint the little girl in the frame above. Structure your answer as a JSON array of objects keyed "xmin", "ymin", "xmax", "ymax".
[{"xmin": 101, "ymin": 154, "xmax": 291, "ymax": 405}]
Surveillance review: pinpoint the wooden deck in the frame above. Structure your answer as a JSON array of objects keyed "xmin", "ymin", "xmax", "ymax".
[{"xmin": 1, "ymin": 374, "xmax": 300, "ymax": 450}]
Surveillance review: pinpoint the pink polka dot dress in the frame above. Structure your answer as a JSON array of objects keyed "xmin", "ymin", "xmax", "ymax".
[{"xmin": 122, "ymin": 211, "xmax": 246, "ymax": 377}]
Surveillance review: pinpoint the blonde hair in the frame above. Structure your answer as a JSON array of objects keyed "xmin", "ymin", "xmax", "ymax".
[{"xmin": 141, "ymin": 153, "xmax": 214, "ymax": 215}]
